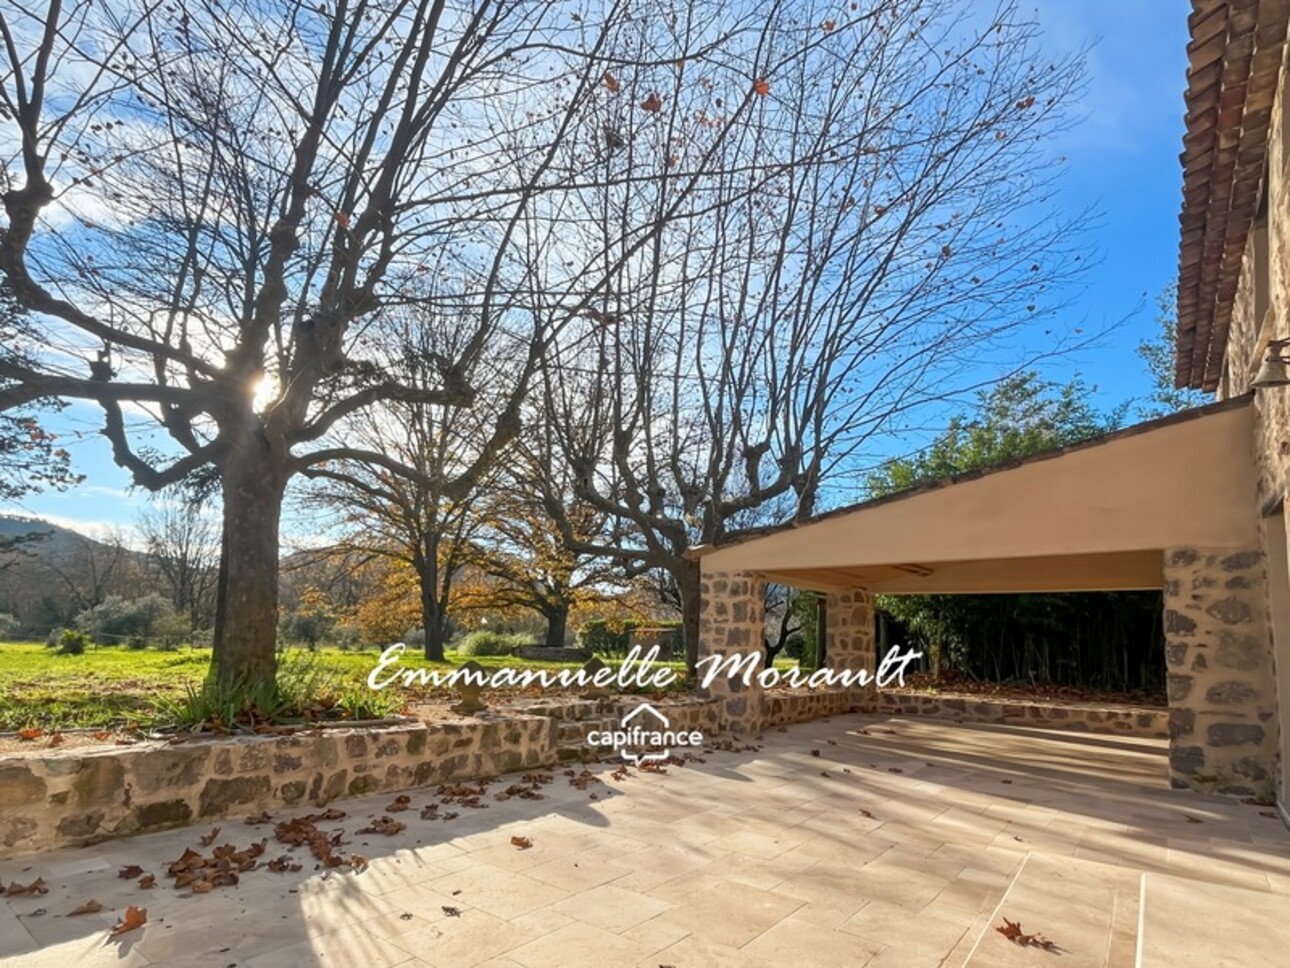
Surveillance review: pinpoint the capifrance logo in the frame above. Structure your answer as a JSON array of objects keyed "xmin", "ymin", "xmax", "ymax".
[{"xmin": 585, "ymin": 702, "xmax": 703, "ymax": 765}]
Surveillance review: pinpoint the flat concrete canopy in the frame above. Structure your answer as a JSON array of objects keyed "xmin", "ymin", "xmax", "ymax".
[{"xmin": 693, "ymin": 397, "xmax": 1257, "ymax": 593}]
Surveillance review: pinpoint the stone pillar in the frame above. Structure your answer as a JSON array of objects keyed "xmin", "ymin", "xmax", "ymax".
[
  {"xmin": 697, "ymin": 569, "xmax": 766, "ymax": 734},
  {"xmin": 1162, "ymin": 547, "xmax": 1279, "ymax": 799},
  {"xmin": 825, "ymin": 588, "xmax": 877, "ymax": 709}
]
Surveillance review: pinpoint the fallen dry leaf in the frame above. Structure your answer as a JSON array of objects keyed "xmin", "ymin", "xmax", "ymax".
[
  {"xmin": 809, "ymin": 749, "xmax": 820, "ymax": 757},
  {"xmin": 1183, "ymin": 815, "xmax": 1203, "ymax": 824},
  {"xmin": 92, "ymin": 731, "xmax": 112, "ymax": 741},
  {"xmin": 199, "ymin": 827, "xmax": 221, "ymax": 846},
  {"xmin": 4, "ymin": 878, "xmax": 47, "ymax": 897},
  {"xmin": 442, "ymin": 905, "xmax": 461, "ymax": 917},
  {"xmin": 358, "ymin": 816, "xmax": 406, "ymax": 836},
  {"xmin": 137, "ymin": 875, "xmax": 155, "ymax": 890},
  {"xmin": 995, "ymin": 916, "xmax": 1058, "ymax": 951},
  {"xmin": 118, "ymin": 865, "xmax": 143, "ymax": 879},
  {"xmin": 244, "ymin": 811, "xmax": 273, "ymax": 825},
  {"xmin": 509, "ymin": 836, "xmax": 533, "ymax": 850},
  {"xmin": 17, "ymin": 728, "xmax": 42, "ymax": 741},
  {"xmin": 857, "ymin": 809, "xmax": 874, "ymax": 819},
  {"xmin": 386, "ymin": 795, "xmax": 412, "ymax": 813},
  {"xmin": 68, "ymin": 900, "xmax": 103, "ymax": 916},
  {"xmin": 109, "ymin": 906, "xmax": 147, "ymax": 937},
  {"xmin": 47, "ymin": 732, "xmax": 65, "ymax": 747}
]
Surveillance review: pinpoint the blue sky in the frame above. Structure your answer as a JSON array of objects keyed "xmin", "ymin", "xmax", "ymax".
[{"xmin": 1, "ymin": 0, "xmax": 1192, "ymax": 538}]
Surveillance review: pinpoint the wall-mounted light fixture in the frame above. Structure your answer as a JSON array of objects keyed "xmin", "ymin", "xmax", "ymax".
[{"xmin": 1252, "ymin": 338, "xmax": 1290, "ymax": 389}]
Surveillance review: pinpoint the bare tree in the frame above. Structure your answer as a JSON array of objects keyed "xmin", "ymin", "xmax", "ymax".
[
  {"xmin": 0, "ymin": 0, "xmax": 816, "ymax": 686},
  {"xmin": 41, "ymin": 528, "xmax": 131, "ymax": 615},
  {"xmin": 137, "ymin": 497, "xmax": 218, "ymax": 628},
  {"xmin": 539, "ymin": 0, "xmax": 1087, "ymax": 673}
]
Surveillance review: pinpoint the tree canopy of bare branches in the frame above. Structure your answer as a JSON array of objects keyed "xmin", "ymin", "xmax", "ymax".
[
  {"xmin": 0, "ymin": 0, "xmax": 851, "ymax": 686},
  {"xmin": 537, "ymin": 0, "xmax": 1087, "ymax": 671}
]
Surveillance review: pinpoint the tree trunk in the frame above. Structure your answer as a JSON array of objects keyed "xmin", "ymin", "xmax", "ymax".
[
  {"xmin": 418, "ymin": 535, "xmax": 446, "ymax": 661},
  {"xmin": 212, "ymin": 459, "xmax": 286, "ymax": 689},
  {"xmin": 544, "ymin": 602, "xmax": 568, "ymax": 648},
  {"xmin": 677, "ymin": 557, "xmax": 702, "ymax": 678}
]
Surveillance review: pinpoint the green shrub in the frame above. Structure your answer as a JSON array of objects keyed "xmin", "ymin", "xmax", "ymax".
[
  {"xmin": 0, "ymin": 612, "xmax": 21, "ymax": 640},
  {"xmin": 456, "ymin": 630, "xmax": 529, "ymax": 657},
  {"xmin": 784, "ymin": 633, "xmax": 806, "ymax": 660},
  {"xmin": 56, "ymin": 628, "xmax": 89, "ymax": 655},
  {"xmin": 75, "ymin": 594, "xmax": 181, "ymax": 645},
  {"xmin": 578, "ymin": 620, "xmax": 635, "ymax": 656}
]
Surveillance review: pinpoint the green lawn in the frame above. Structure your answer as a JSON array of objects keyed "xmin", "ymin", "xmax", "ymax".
[{"xmin": 0, "ymin": 642, "xmax": 782, "ymax": 732}]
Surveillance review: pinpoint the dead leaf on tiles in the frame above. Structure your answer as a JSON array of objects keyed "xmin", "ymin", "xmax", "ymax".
[
  {"xmin": 1000, "ymin": 779, "xmax": 1012, "ymax": 784},
  {"xmin": 267, "ymin": 855, "xmax": 302, "ymax": 874},
  {"xmin": 442, "ymin": 905, "xmax": 462, "ymax": 917},
  {"xmin": 117, "ymin": 865, "xmax": 143, "ymax": 879},
  {"xmin": 1183, "ymin": 815, "xmax": 1204, "ymax": 824},
  {"xmin": 199, "ymin": 827, "xmax": 221, "ymax": 846},
  {"xmin": 809, "ymin": 749, "xmax": 821, "ymax": 757},
  {"xmin": 68, "ymin": 900, "xmax": 103, "ymax": 916},
  {"xmin": 138, "ymin": 875, "xmax": 155, "ymax": 890},
  {"xmin": 350, "ymin": 854, "xmax": 369, "ymax": 870},
  {"xmin": 109, "ymin": 906, "xmax": 147, "ymax": 937},
  {"xmin": 995, "ymin": 917, "xmax": 1058, "ymax": 951},
  {"xmin": 386, "ymin": 795, "xmax": 412, "ymax": 812},
  {"xmin": 190, "ymin": 880, "xmax": 214, "ymax": 894},
  {"xmin": 4, "ymin": 878, "xmax": 47, "ymax": 896},
  {"xmin": 17, "ymin": 728, "xmax": 42, "ymax": 741},
  {"xmin": 244, "ymin": 811, "xmax": 273, "ymax": 825},
  {"xmin": 819, "ymin": 770, "xmax": 830, "ymax": 778},
  {"xmin": 887, "ymin": 767, "xmax": 903, "ymax": 774},
  {"xmin": 509, "ymin": 836, "xmax": 533, "ymax": 850},
  {"xmin": 857, "ymin": 809, "xmax": 874, "ymax": 819},
  {"xmin": 996, "ymin": 917, "xmax": 1024, "ymax": 943},
  {"xmin": 358, "ymin": 816, "xmax": 405, "ymax": 836}
]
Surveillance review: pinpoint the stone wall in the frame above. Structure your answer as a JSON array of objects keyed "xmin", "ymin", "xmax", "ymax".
[
  {"xmin": 0, "ymin": 691, "xmax": 860, "ymax": 859},
  {"xmin": 0, "ymin": 715, "xmax": 555, "ymax": 858},
  {"xmin": 873, "ymin": 692, "xmax": 1168, "ymax": 738},
  {"xmin": 824, "ymin": 588, "xmax": 876, "ymax": 702},
  {"xmin": 1162, "ymin": 546, "xmax": 1279, "ymax": 798},
  {"xmin": 764, "ymin": 689, "xmax": 856, "ymax": 727},
  {"xmin": 697, "ymin": 569, "xmax": 767, "ymax": 733}
]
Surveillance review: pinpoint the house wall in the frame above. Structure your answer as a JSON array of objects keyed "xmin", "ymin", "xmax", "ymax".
[{"xmin": 1221, "ymin": 53, "xmax": 1290, "ymax": 810}]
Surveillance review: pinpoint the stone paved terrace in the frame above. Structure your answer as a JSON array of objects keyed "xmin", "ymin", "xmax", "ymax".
[{"xmin": 2, "ymin": 715, "xmax": 1289, "ymax": 968}]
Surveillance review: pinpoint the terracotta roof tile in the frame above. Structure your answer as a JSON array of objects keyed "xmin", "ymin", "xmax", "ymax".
[{"xmin": 1177, "ymin": 0, "xmax": 1290, "ymax": 391}]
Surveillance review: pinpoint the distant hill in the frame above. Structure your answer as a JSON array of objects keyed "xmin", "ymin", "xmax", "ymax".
[{"xmin": 0, "ymin": 515, "xmax": 102, "ymax": 555}]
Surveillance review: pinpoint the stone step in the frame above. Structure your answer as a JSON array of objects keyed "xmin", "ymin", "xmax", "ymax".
[
  {"xmin": 961, "ymin": 853, "xmax": 1141, "ymax": 968},
  {"xmin": 1136, "ymin": 872, "xmax": 1290, "ymax": 968}
]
